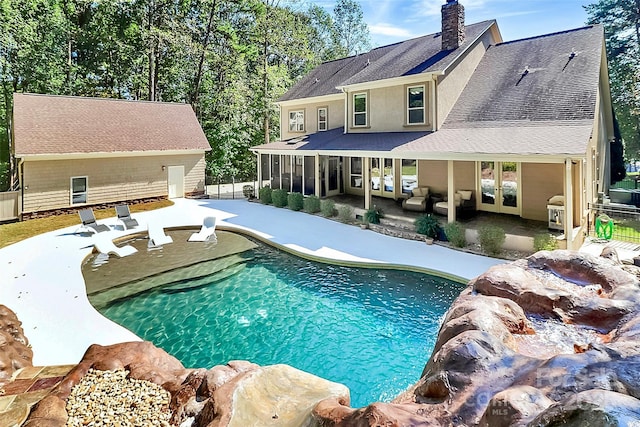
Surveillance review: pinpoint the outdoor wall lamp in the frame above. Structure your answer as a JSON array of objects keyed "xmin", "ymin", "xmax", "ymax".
[{"xmin": 162, "ymin": 165, "xmax": 166, "ymax": 171}]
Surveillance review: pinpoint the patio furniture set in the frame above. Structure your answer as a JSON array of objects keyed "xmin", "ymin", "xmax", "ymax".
[
  {"xmin": 77, "ymin": 206, "xmax": 217, "ymax": 258},
  {"xmin": 401, "ymin": 187, "xmax": 476, "ymax": 218}
]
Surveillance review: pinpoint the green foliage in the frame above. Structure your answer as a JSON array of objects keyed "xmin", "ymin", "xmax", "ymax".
[
  {"xmin": 333, "ymin": 0, "xmax": 371, "ymax": 56},
  {"xmin": 364, "ymin": 205, "xmax": 384, "ymax": 224},
  {"xmin": 585, "ymin": 0, "xmax": 640, "ymax": 159},
  {"xmin": 287, "ymin": 192, "xmax": 304, "ymax": 211},
  {"xmin": 415, "ymin": 214, "xmax": 441, "ymax": 239},
  {"xmin": 271, "ymin": 188, "xmax": 288, "ymax": 208},
  {"xmin": 0, "ymin": 162, "xmax": 9, "ymax": 191},
  {"xmin": 444, "ymin": 222, "xmax": 466, "ymax": 248},
  {"xmin": 533, "ymin": 233, "xmax": 558, "ymax": 252},
  {"xmin": 303, "ymin": 195, "xmax": 321, "ymax": 213},
  {"xmin": 242, "ymin": 185, "xmax": 255, "ymax": 199},
  {"xmin": 258, "ymin": 186, "xmax": 272, "ymax": 204},
  {"xmin": 0, "ymin": 0, "xmax": 371, "ymax": 183},
  {"xmin": 337, "ymin": 205, "xmax": 354, "ymax": 222},
  {"xmin": 320, "ymin": 199, "xmax": 335, "ymax": 217},
  {"xmin": 478, "ymin": 225, "xmax": 506, "ymax": 256}
]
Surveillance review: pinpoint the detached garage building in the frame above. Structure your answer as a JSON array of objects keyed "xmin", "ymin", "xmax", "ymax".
[{"xmin": 12, "ymin": 93, "xmax": 210, "ymax": 216}]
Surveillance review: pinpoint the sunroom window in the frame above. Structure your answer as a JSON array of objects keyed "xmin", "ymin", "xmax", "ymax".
[{"xmin": 407, "ymin": 86, "xmax": 425, "ymax": 124}]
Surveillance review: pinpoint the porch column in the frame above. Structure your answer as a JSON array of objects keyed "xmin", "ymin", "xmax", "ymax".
[
  {"xmin": 364, "ymin": 156, "xmax": 371, "ymax": 210},
  {"xmin": 315, "ymin": 154, "xmax": 321, "ymax": 197},
  {"xmin": 256, "ymin": 153, "xmax": 262, "ymax": 190},
  {"xmin": 447, "ymin": 160, "xmax": 456, "ymax": 223},
  {"xmin": 565, "ymin": 159, "xmax": 575, "ymax": 249}
]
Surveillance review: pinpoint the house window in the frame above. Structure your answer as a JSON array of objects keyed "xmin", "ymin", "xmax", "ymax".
[
  {"xmin": 289, "ymin": 110, "xmax": 304, "ymax": 132},
  {"xmin": 71, "ymin": 176, "xmax": 88, "ymax": 205},
  {"xmin": 407, "ymin": 85, "xmax": 425, "ymax": 124},
  {"xmin": 350, "ymin": 157, "xmax": 363, "ymax": 188},
  {"xmin": 318, "ymin": 107, "xmax": 328, "ymax": 131},
  {"xmin": 353, "ymin": 93, "xmax": 367, "ymax": 127}
]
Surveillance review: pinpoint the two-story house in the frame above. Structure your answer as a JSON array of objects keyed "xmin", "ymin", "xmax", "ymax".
[{"xmin": 252, "ymin": 0, "xmax": 614, "ymax": 250}]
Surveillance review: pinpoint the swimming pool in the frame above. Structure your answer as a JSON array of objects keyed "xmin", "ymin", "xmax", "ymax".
[{"xmin": 85, "ymin": 231, "xmax": 464, "ymax": 408}]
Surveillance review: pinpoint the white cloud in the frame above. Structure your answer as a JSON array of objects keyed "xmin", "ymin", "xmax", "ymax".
[{"xmin": 369, "ymin": 23, "xmax": 414, "ymax": 38}]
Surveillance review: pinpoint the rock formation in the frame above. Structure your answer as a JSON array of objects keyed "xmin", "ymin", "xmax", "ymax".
[
  {"xmin": 0, "ymin": 304, "xmax": 33, "ymax": 386},
  {"xmin": 13, "ymin": 249, "xmax": 640, "ymax": 426},
  {"xmin": 313, "ymin": 249, "xmax": 640, "ymax": 425}
]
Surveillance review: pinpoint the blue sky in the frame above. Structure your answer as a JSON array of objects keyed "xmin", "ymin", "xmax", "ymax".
[{"xmin": 305, "ymin": 0, "xmax": 591, "ymax": 48}]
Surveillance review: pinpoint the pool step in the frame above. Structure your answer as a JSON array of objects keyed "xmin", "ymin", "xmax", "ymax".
[
  {"xmin": 162, "ymin": 263, "xmax": 246, "ymax": 293},
  {"xmin": 89, "ymin": 254, "xmax": 249, "ymax": 309}
]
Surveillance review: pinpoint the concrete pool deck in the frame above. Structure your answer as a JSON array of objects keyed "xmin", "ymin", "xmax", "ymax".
[{"xmin": 1, "ymin": 198, "xmax": 505, "ymax": 366}]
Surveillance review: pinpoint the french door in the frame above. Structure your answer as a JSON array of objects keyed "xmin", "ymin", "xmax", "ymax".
[
  {"xmin": 370, "ymin": 157, "xmax": 394, "ymax": 196},
  {"xmin": 478, "ymin": 161, "xmax": 520, "ymax": 215},
  {"xmin": 324, "ymin": 156, "xmax": 341, "ymax": 197}
]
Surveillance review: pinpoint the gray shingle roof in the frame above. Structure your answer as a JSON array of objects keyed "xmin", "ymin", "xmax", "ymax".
[
  {"xmin": 278, "ymin": 20, "xmax": 496, "ymax": 102},
  {"xmin": 13, "ymin": 93, "xmax": 211, "ymax": 156},
  {"xmin": 252, "ymin": 127, "xmax": 430, "ymax": 152},
  {"xmin": 443, "ymin": 25, "xmax": 604, "ymax": 126}
]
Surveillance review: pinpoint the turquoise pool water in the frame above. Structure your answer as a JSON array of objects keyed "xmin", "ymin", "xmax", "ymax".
[{"xmin": 98, "ymin": 240, "xmax": 464, "ymax": 408}]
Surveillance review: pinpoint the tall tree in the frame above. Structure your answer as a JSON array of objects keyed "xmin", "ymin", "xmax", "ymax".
[
  {"xmin": 332, "ymin": 0, "xmax": 370, "ymax": 57},
  {"xmin": 586, "ymin": 0, "xmax": 640, "ymax": 159}
]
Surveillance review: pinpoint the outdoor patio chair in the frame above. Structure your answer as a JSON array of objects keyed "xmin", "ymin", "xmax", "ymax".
[
  {"xmin": 148, "ymin": 223, "xmax": 173, "ymax": 247},
  {"xmin": 402, "ymin": 187, "xmax": 430, "ymax": 212},
  {"xmin": 115, "ymin": 204, "xmax": 139, "ymax": 230},
  {"xmin": 93, "ymin": 235, "xmax": 137, "ymax": 258},
  {"xmin": 433, "ymin": 190, "xmax": 476, "ymax": 218},
  {"xmin": 188, "ymin": 216, "xmax": 217, "ymax": 242},
  {"xmin": 78, "ymin": 208, "xmax": 110, "ymax": 234}
]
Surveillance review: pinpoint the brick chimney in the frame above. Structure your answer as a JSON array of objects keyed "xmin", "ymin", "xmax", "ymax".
[{"xmin": 441, "ymin": 0, "xmax": 465, "ymax": 51}]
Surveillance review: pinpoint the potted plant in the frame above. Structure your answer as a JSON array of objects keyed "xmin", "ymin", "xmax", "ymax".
[
  {"xmin": 364, "ymin": 205, "xmax": 384, "ymax": 225},
  {"xmin": 415, "ymin": 214, "xmax": 442, "ymax": 243}
]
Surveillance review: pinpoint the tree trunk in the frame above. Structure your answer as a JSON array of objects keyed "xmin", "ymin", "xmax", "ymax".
[
  {"xmin": 148, "ymin": 0, "xmax": 155, "ymax": 101},
  {"xmin": 190, "ymin": 0, "xmax": 217, "ymax": 113},
  {"xmin": 263, "ymin": 36, "xmax": 269, "ymax": 144}
]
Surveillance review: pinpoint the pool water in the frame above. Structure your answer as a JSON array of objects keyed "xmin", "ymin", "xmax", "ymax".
[{"xmin": 98, "ymin": 241, "xmax": 464, "ymax": 408}]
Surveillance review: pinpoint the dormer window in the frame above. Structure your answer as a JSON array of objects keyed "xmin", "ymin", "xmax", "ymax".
[
  {"xmin": 289, "ymin": 110, "xmax": 304, "ymax": 132},
  {"xmin": 407, "ymin": 85, "xmax": 425, "ymax": 125},
  {"xmin": 353, "ymin": 93, "xmax": 367, "ymax": 127},
  {"xmin": 318, "ymin": 107, "xmax": 327, "ymax": 131}
]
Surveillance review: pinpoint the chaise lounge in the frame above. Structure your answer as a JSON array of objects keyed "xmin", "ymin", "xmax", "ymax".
[
  {"xmin": 116, "ymin": 204, "xmax": 139, "ymax": 230},
  {"xmin": 78, "ymin": 208, "xmax": 110, "ymax": 234},
  {"xmin": 188, "ymin": 216, "xmax": 217, "ymax": 242}
]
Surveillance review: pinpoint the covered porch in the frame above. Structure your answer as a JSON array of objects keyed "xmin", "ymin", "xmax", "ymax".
[{"xmin": 329, "ymin": 194, "xmax": 562, "ymax": 254}]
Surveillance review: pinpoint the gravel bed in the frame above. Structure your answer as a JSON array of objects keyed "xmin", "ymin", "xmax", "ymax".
[{"xmin": 65, "ymin": 369, "xmax": 171, "ymax": 426}]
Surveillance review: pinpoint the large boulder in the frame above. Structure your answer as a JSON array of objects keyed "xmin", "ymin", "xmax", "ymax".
[{"xmin": 0, "ymin": 304, "xmax": 33, "ymax": 385}]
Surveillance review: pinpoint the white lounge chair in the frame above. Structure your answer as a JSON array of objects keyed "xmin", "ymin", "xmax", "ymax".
[
  {"xmin": 93, "ymin": 236, "xmax": 137, "ymax": 258},
  {"xmin": 148, "ymin": 223, "xmax": 173, "ymax": 247},
  {"xmin": 188, "ymin": 216, "xmax": 217, "ymax": 242}
]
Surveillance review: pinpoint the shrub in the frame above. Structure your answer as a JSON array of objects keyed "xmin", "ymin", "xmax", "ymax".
[
  {"xmin": 287, "ymin": 192, "xmax": 304, "ymax": 211},
  {"xmin": 258, "ymin": 186, "xmax": 272, "ymax": 204},
  {"xmin": 338, "ymin": 205, "xmax": 354, "ymax": 223},
  {"xmin": 534, "ymin": 233, "xmax": 558, "ymax": 251},
  {"xmin": 303, "ymin": 195, "xmax": 321, "ymax": 213},
  {"xmin": 272, "ymin": 189, "xmax": 289, "ymax": 207},
  {"xmin": 364, "ymin": 205, "xmax": 384, "ymax": 224},
  {"xmin": 320, "ymin": 199, "xmax": 336, "ymax": 217},
  {"xmin": 415, "ymin": 214, "xmax": 441, "ymax": 239},
  {"xmin": 478, "ymin": 225, "xmax": 506, "ymax": 256},
  {"xmin": 444, "ymin": 222, "xmax": 466, "ymax": 247},
  {"xmin": 242, "ymin": 184, "xmax": 255, "ymax": 199}
]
